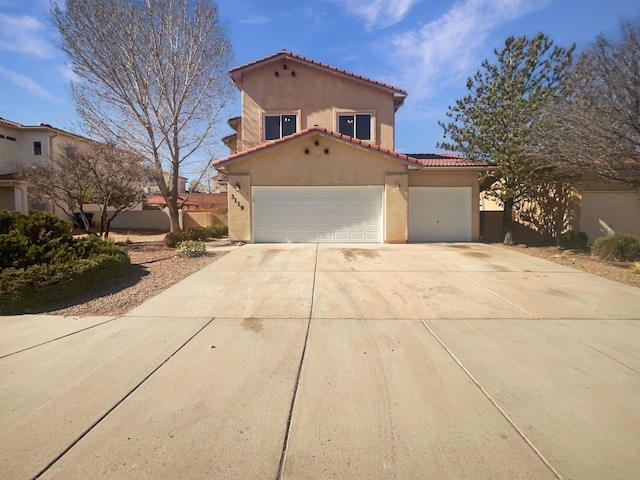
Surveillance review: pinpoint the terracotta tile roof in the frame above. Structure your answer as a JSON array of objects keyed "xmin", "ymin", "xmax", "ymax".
[
  {"xmin": 36, "ymin": 123, "xmax": 93, "ymax": 142},
  {"xmin": 406, "ymin": 153, "xmax": 490, "ymax": 167},
  {"xmin": 212, "ymin": 127, "xmax": 489, "ymax": 169},
  {"xmin": 0, "ymin": 117, "xmax": 23, "ymax": 127},
  {"xmin": 0, "ymin": 117, "xmax": 92, "ymax": 142},
  {"xmin": 230, "ymin": 50, "xmax": 407, "ymax": 99}
]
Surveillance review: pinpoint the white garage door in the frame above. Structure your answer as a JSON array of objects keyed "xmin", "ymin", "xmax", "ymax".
[
  {"xmin": 408, "ymin": 187, "xmax": 472, "ymax": 242},
  {"xmin": 253, "ymin": 186, "xmax": 383, "ymax": 243}
]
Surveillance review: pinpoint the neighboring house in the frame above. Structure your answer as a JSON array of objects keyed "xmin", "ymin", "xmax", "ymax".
[
  {"xmin": 212, "ymin": 50, "xmax": 490, "ymax": 243},
  {"xmin": 144, "ymin": 172, "xmax": 188, "ymax": 197},
  {"xmin": 571, "ymin": 181, "xmax": 640, "ymax": 242},
  {"xmin": 0, "ymin": 118, "xmax": 84, "ymax": 214}
]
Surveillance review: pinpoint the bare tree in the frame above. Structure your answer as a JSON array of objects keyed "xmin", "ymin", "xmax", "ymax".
[
  {"xmin": 531, "ymin": 21, "xmax": 640, "ymax": 187},
  {"xmin": 52, "ymin": 0, "xmax": 234, "ymax": 231},
  {"xmin": 25, "ymin": 145, "xmax": 95, "ymax": 232},
  {"xmin": 25, "ymin": 142, "xmax": 148, "ymax": 237},
  {"xmin": 87, "ymin": 143, "xmax": 151, "ymax": 237}
]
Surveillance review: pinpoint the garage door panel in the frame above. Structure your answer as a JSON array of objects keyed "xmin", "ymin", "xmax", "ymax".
[
  {"xmin": 409, "ymin": 187, "xmax": 471, "ymax": 242},
  {"xmin": 253, "ymin": 187, "xmax": 383, "ymax": 243}
]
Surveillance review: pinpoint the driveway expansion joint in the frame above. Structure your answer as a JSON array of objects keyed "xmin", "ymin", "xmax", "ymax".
[
  {"xmin": 276, "ymin": 243, "xmax": 319, "ymax": 479},
  {"xmin": 0, "ymin": 315, "xmax": 123, "ymax": 360},
  {"xmin": 31, "ymin": 316, "xmax": 217, "ymax": 480},
  {"xmin": 420, "ymin": 319, "xmax": 565, "ymax": 480}
]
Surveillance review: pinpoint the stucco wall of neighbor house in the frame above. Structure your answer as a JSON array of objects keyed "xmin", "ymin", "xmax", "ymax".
[
  {"xmin": 0, "ymin": 125, "xmax": 23, "ymax": 175},
  {"xmin": 226, "ymin": 134, "xmax": 409, "ymax": 243},
  {"xmin": 578, "ymin": 190, "xmax": 640, "ymax": 242},
  {"xmin": 408, "ymin": 169, "xmax": 481, "ymax": 241},
  {"xmin": 238, "ymin": 60, "xmax": 396, "ymax": 152},
  {"xmin": 0, "ymin": 186, "xmax": 15, "ymax": 210}
]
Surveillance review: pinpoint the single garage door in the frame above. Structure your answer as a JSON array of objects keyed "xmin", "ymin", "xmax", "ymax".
[
  {"xmin": 408, "ymin": 187, "xmax": 472, "ymax": 242},
  {"xmin": 252, "ymin": 186, "xmax": 383, "ymax": 243}
]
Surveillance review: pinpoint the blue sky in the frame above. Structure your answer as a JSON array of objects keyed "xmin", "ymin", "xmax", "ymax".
[{"xmin": 1, "ymin": 0, "xmax": 638, "ymax": 173}]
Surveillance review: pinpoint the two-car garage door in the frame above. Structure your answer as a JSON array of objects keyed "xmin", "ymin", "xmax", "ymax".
[{"xmin": 252, "ymin": 186, "xmax": 383, "ymax": 243}]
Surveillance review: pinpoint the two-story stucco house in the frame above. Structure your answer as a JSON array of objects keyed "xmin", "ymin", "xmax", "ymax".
[
  {"xmin": 212, "ymin": 50, "xmax": 489, "ymax": 243},
  {"xmin": 0, "ymin": 118, "xmax": 91, "ymax": 213}
]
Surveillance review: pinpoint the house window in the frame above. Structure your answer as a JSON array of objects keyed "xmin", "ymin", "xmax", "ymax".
[
  {"xmin": 338, "ymin": 113, "xmax": 371, "ymax": 141},
  {"xmin": 264, "ymin": 114, "xmax": 297, "ymax": 140},
  {"xmin": 33, "ymin": 141, "xmax": 42, "ymax": 155},
  {"xmin": 6, "ymin": 136, "xmax": 16, "ymax": 141}
]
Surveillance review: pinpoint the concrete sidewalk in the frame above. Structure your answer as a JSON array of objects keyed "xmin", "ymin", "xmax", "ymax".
[{"xmin": 1, "ymin": 243, "xmax": 639, "ymax": 479}]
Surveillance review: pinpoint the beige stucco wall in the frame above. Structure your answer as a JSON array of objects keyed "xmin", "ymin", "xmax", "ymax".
[
  {"xmin": 226, "ymin": 133, "xmax": 408, "ymax": 243},
  {"xmin": 0, "ymin": 186, "xmax": 14, "ymax": 210},
  {"xmin": 578, "ymin": 190, "xmax": 640, "ymax": 242},
  {"xmin": 237, "ymin": 60, "xmax": 397, "ymax": 152},
  {"xmin": 408, "ymin": 169, "xmax": 481, "ymax": 241},
  {"xmin": 0, "ymin": 125, "xmax": 21, "ymax": 174}
]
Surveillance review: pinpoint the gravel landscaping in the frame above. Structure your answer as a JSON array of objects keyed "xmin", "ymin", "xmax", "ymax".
[
  {"xmin": 37, "ymin": 231, "xmax": 639, "ymax": 317},
  {"xmin": 46, "ymin": 231, "xmax": 227, "ymax": 316}
]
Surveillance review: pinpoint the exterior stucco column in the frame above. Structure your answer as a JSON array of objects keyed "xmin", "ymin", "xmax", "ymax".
[
  {"xmin": 14, "ymin": 184, "xmax": 28, "ymax": 213},
  {"xmin": 227, "ymin": 174, "xmax": 251, "ymax": 242},
  {"xmin": 384, "ymin": 172, "xmax": 408, "ymax": 243}
]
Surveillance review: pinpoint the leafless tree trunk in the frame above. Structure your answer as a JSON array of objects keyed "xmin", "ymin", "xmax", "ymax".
[{"xmin": 52, "ymin": 0, "xmax": 234, "ymax": 231}]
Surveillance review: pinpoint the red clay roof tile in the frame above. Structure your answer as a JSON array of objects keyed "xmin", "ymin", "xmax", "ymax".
[{"xmin": 212, "ymin": 127, "xmax": 489, "ymax": 169}]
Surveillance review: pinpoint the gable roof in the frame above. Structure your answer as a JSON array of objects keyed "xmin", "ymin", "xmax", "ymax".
[
  {"xmin": 211, "ymin": 127, "xmax": 489, "ymax": 170},
  {"xmin": 229, "ymin": 50, "xmax": 408, "ymax": 110},
  {"xmin": 0, "ymin": 117, "xmax": 92, "ymax": 142}
]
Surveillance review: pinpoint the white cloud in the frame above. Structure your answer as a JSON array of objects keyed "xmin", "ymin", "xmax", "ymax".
[
  {"xmin": 0, "ymin": 66, "xmax": 57, "ymax": 101},
  {"xmin": 238, "ymin": 15, "xmax": 270, "ymax": 25},
  {"xmin": 0, "ymin": 13, "xmax": 56, "ymax": 59},
  {"xmin": 56, "ymin": 64, "xmax": 80, "ymax": 83},
  {"xmin": 329, "ymin": 0, "xmax": 422, "ymax": 29},
  {"xmin": 389, "ymin": 0, "xmax": 550, "ymax": 102}
]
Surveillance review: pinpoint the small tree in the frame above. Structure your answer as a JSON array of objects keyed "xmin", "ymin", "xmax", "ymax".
[
  {"xmin": 438, "ymin": 33, "xmax": 574, "ymax": 244},
  {"xmin": 86, "ymin": 143, "xmax": 150, "ymax": 237},
  {"xmin": 26, "ymin": 145, "xmax": 96, "ymax": 232},
  {"xmin": 52, "ymin": 0, "xmax": 234, "ymax": 231},
  {"xmin": 530, "ymin": 21, "xmax": 640, "ymax": 186},
  {"xmin": 26, "ymin": 142, "xmax": 148, "ymax": 237}
]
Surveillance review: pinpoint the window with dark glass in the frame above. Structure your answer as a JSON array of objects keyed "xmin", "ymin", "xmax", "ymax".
[
  {"xmin": 338, "ymin": 113, "xmax": 371, "ymax": 141},
  {"xmin": 264, "ymin": 114, "xmax": 297, "ymax": 140},
  {"xmin": 33, "ymin": 141, "xmax": 42, "ymax": 155}
]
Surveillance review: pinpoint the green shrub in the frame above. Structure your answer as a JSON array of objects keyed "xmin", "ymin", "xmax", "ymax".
[
  {"xmin": 0, "ymin": 253, "xmax": 129, "ymax": 314},
  {"xmin": 592, "ymin": 233, "xmax": 640, "ymax": 262},
  {"xmin": 164, "ymin": 230, "xmax": 188, "ymax": 248},
  {"xmin": 0, "ymin": 211, "xmax": 129, "ymax": 314},
  {"xmin": 559, "ymin": 230, "xmax": 588, "ymax": 250},
  {"xmin": 164, "ymin": 224, "xmax": 228, "ymax": 247},
  {"xmin": 205, "ymin": 223, "xmax": 228, "ymax": 238},
  {"xmin": 176, "ymin": 240, "xmax": 207, "ymax": 257}
]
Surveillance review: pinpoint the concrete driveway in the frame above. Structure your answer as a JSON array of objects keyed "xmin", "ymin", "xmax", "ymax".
[{"xmin": 1, "ymin": 243, "xmax": 639, "ymax": 479}]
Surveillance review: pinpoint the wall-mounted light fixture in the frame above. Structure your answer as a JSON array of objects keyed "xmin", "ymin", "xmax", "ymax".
[
  {"xmin": 234, "ymin": 182, "xmax": 240, "ymax": 191},
  {"xmin": 394, "ymin": 181, "xmax": 400, "ymax": 189}
]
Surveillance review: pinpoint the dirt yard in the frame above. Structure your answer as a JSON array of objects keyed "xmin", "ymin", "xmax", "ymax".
[
  {"xmin": 499, "ymin": 244, "xmax": 640, "ymax": 289},
  {"xmin": 45, "ymin": 231, "xmax": 639, "ymax": 316}
]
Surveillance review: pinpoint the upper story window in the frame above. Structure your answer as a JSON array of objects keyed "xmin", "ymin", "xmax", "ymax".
[
  {"xmin": 338, "ymin": 113, "xmax": 371, "ymax": 141},
  {"xmin": 264, "ymin": 114, "xmax": 297, "ymax": 140},
  {"xmin": 33, "ymin": 141, "xmax": 42, "ymax": 155}
]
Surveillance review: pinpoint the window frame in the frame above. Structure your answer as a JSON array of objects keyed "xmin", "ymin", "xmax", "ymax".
[
  {"xmin": 336, "ymin": 111, "xmax": 374, "ymax": 142},
  {"xmin": 263, "ymin": 112, "xmax": 299, "ymax": 141},
  {"xmin": 33, "ymin": 141, "xmax": 42, "ymax": 156}
]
